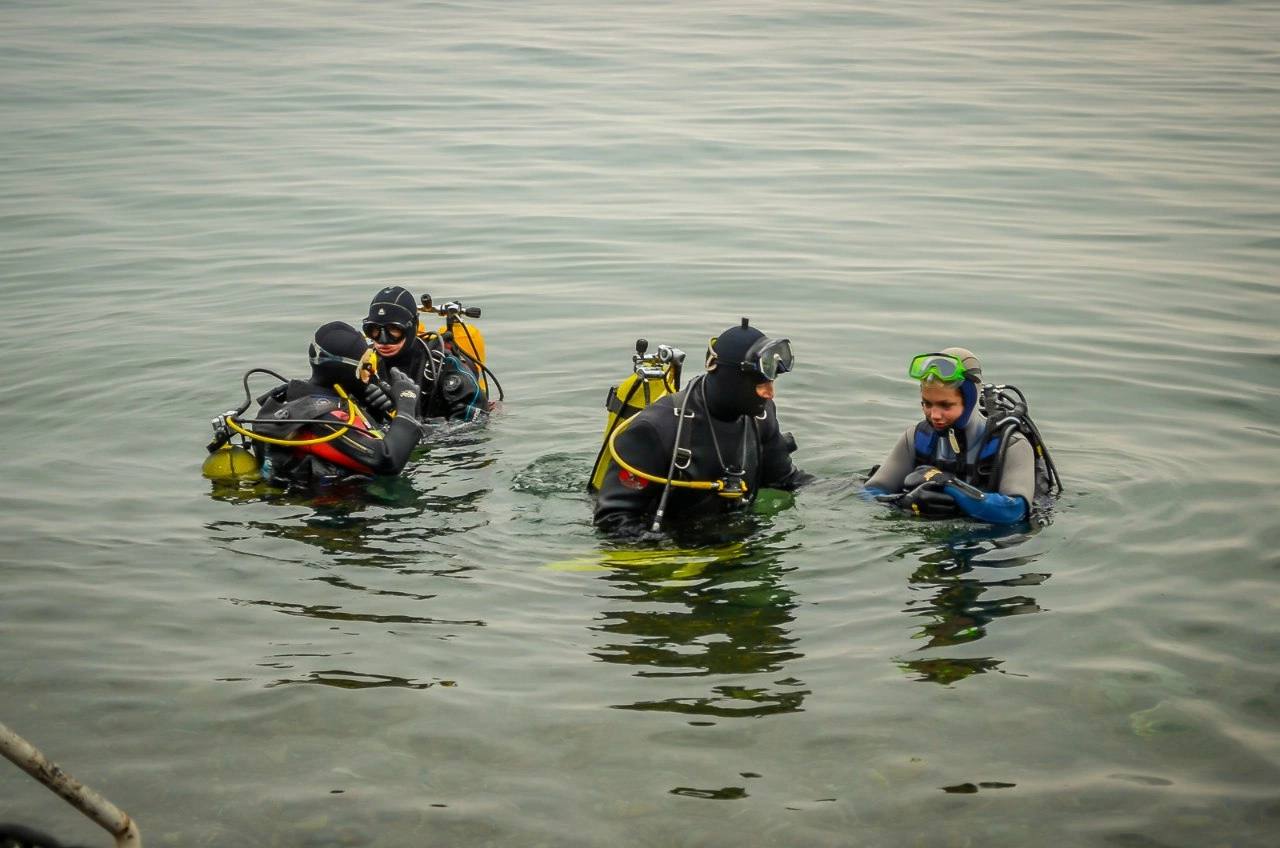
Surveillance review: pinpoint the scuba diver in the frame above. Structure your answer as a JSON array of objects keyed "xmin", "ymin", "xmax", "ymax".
[
  {"xmin": 864, "ymin": 348, "xmax": 1062, "ymax": 524},
  {"xmin": 361, "ymin": 284, "xmax": 494, "ymax": 424},
  {"xmin": 591, "ymin": 318, "xmax": 812, "ymax": 540},
  {"xmin": 230, "ymin": 321, "xmax": 423, "ymax": 486}
]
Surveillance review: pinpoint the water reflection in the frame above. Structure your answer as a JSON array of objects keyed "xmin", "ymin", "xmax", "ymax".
[
  {"xmin": 585, "ymin": 521, "xmax": 808, "ymax": 719},
  {"xmin": 205, "ymin": 433, "xmax": 496, "ymax": 690},
  {"xmin": 262, "ymin": 669, "xmax": 457, "ymax": 691},
  {"xmin": 893, "ymin": 521, "xmax": 1050, "ymax": 686},
  {"xmin": 206, "ymin": 433, "xmax": 495, "ymax": 568}
]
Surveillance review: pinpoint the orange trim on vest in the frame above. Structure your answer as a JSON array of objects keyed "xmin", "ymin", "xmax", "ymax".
[{"xmin": 298, "ymin": 408, "xmax": 377, "ymax": 475}]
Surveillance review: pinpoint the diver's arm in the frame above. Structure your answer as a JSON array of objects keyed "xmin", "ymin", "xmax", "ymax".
[
  {"xmin": 943, "ymin": 484, "xmax": 1026, "ymax": 524},
  {"xmin": 593, "ymin": 419, "xmax": 667, "ymax": 539},
  {"xmin": 864, "ymin": 428, "xmax": 916, "ymax": 496},
  {"xmin": 332, "ymin": 368, "xmax": 422, "ymax": 475},
  {"xmin": 941, "ymin": 438, "xmax": 1033, "ymax": 524},
  {"xmin": 758, "ymin": 404, "xmax": 813, "ymax": 490},
  {"xmin": 996, "ymin": 435, "xmax": 1037, "ymax": 503},
  {"xmin": 319, "ymin": 405, "xmax": 420, "ymax": 476},
  {"xmin": 362, "ymin": 414, "xmax": 421, "ymax": 474}
]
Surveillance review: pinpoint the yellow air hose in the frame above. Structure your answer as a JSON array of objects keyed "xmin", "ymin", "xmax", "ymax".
[
  {"xmin": 225, "ymin": 385, "xmax": 362, "ymax": 447},
  {"xmin": 605, "ymin": 412, "xmax": 749, "ymax": 496}
]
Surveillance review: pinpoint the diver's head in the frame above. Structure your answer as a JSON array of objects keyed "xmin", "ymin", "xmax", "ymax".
[
  {"xmin": 364, "ymin": 285, "xmax": 418, "ymax": 357},
  {"xmin": 703, "ymin": 317, "xmax": 793, "ymax": 419},
  {"xmin": 309, "ymin": 321, "xmax": 375, "ymax": 394},
  {"xmin": 910, "ymin": 347, "xmax": 982, "ymax": 430}
]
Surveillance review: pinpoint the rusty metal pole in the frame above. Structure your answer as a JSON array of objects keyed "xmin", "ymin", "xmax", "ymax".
[{"xmin": 0, "ymin": 720, "xmax": 142, "ymax": 848}]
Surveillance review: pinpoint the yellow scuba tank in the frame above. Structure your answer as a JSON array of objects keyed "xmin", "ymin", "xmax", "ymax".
[
  {"xmin": 419, "ymin": 294, "xmax": 489, "ymax": 393},
  {"xmin": 201, "ymin": 443, "xmax": 261, "ymax": 483},
  {"xmin": 441, "ymin": 321, "xmax": 485, "ymax": 365},
  {"xmin": 588, "ymin": 339, "xmax": 685, "ymax": 492}
]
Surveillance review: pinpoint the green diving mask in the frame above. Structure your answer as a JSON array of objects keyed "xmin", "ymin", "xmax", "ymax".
[{"xmin": 908, "ymin": 352, "xmax": 968, "ymax": 383}]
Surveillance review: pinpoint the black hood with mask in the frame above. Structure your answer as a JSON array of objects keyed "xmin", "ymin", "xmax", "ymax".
[
  {"xmin": 703, "ymin": 318, "xmax": 770, "ymax": 420},
  {"xmin": 308, "ymin": 321, "xmax": 371, "ymax": 395},
  {"xmin": 366, "ymin": 285, "xmax": 418, "ymax": 331}
]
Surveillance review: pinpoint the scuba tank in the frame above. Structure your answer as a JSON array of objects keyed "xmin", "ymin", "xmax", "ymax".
[
  {"xmin": 418, "ymin": 294, "xmax": 501, "ymax": 399},
  {"xmin": 587, "ymin": 338, "xmax": 685, "ymax": 493},
  {"xmin": 202, "ymin": 370, "xmax": 274, "ymax": 483},
  {"xmin": 202, "ymin": 443, "xmax": 261, "ymax": 483},
  {"xmin": 977, "ymin": 383, "xmax": 1063, "ymax": 498}
]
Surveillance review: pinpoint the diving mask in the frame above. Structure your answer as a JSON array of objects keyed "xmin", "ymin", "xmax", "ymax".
[
  {"xmin": 909, "ymin": 352, "xmax": 969, "ymax": 383},
  {"xmin": 310, "ymin": 342, "xmax": 376, "ymax": 381},
  {"xmin": 741, "ymin": 337, "xmax": 793, "ymax": 382},
  {"xmin": 363, "ymin": 322, "xmax": 408, "ymax": 345}
]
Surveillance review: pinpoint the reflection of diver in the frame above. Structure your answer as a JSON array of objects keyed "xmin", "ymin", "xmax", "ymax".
[
  {"xmin": 202, "ymin": 321, "xmax": 422, "ymax": 487},
  {"xmin": 591, "ymin": 319, "xmax": 812, "ymax": 540},
  {"xmin": 866, "ymin": 349, "xmax": 1062, "ymax": 524},
  {"xmin": 894, "ymin": 523, "xmax": 1050, "ymax": 685},
  {"xmin": 209, "ymin": 429, "xmax": 496, "ymax": 563},
  {"xmin": 585, "ymin": 536, "xmax": 808, "ymax": 717}
]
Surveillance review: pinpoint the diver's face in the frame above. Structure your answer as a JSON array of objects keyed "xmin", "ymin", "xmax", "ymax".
[
  {"xmin": 755, "ymin": 380, "xmax": 775, "ymax": 401},
  {"xmin": 920, "ymin": 383, "xmax": 964, "ymax": 430},
  {"xmin": 372, "ymin": 337, "xmax": 406, "ymax": 358}
]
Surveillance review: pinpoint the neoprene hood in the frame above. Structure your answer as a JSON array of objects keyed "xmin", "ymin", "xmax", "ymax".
[
  {"xmin": 366, "ymin": 285, "xmax": 418, "ymax": 330},
  {"xmin": 704, "ymin": 317, "xmax": 770, "ymax": 420},
  {"xmin": 309, "ymin": 321, "xmax": 371, "ymax": 394}
]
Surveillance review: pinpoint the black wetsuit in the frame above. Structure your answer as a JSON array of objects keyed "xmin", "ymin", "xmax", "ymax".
[
  {"xmin": 593, "ymin": 375, "xmax": 810, "ymax": 538},
  {"xmin": 376, "ymin": 335, "xmax": 488, "ymax": 423},
  {"xmin": 254, "ymin": 380, "xmax": 421, "ymax": 486}
]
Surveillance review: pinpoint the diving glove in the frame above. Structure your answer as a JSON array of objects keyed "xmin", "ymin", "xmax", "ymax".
[
  {"xmin": 898, "ymin": 483, "xmax": 959, "ymax": 517},
  {"xmin": 903, "ymin": 465, "xmax": 986, "ymax": 500},
  {"xmin": 388, "ymin": 367, "xmax": 420, "ymax": 415},
  {"xmin": 362, "ymin": 379, "xmax": 395, "ymax": 414},
  {"xmin": 903, "ymin": 465, "xmax": 955, "ymax": 490}
]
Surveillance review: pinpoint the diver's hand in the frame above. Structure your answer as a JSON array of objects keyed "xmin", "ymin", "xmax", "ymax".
[
  {"xmin": 388, "ymin": 367, "xmax": 420, "ymax": 415},
  {"xmin": 898, "ymin": 482, "xmax": 959, "ymax": 517},
  {"xmin": 362, "ymin": 379, "xmax": 394, "ymax": 415},
  {"xmin": 903, "ymin": 465, "xmax": 956, "ymax": 491}
]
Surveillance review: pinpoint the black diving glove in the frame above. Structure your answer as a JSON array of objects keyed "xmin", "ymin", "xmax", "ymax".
[
  {"xmin": 362, "ymin": 379, "xmax": 394, "ymax": 415},
  {"xmin": 903, "ymin": 465, "xmax": 956, "ymax": 490},
  {"xmin": 388, "ymin": 367, "xmax": 420, "ymax": 417},
  {"xmin": 898, "ymin": 483, "xmax": 959, "ymax": 517},
  {"xmin": 897, "ymin": 465, "xmax": 960, "ymax": 517}
]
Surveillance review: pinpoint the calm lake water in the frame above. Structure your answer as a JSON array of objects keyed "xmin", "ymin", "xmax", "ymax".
[{"xmin": 2, "ymin": 1, "xmax": 1278, "ymax": 845}]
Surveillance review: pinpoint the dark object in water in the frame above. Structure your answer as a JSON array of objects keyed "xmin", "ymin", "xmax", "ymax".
[{"xmin": 0, "ymin": 823, "xmax": 90, "ymax": 848}]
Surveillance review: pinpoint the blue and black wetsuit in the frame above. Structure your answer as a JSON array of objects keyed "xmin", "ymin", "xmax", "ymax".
[{"xmin": 865, "ymin": 409, "xmax": 1038, "ymax": 524}]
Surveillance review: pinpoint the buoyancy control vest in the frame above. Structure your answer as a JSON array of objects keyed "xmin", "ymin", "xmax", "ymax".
[
  {"xmin": 254, "ymin": 382, "xmax": 379, "ymax": 481},
  {"xmin": 912, "ymin": 420, "xmax": 1003, "ymax": 490},
  {"xmin": 912, "ymin": 384, "xmax": 1059, "ymax": 500}
]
